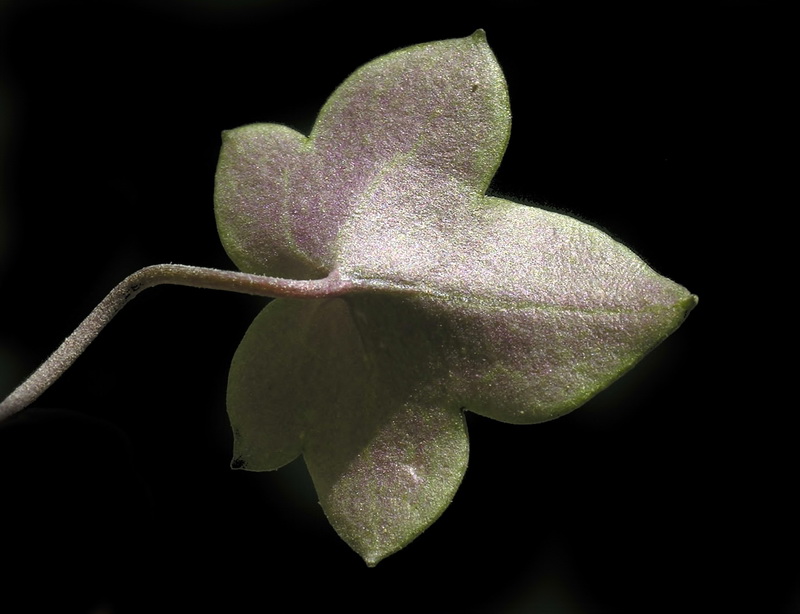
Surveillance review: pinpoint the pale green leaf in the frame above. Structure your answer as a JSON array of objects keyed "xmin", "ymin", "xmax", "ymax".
[{"xmin": 219, "ymin": 30, "xmax": 696, "ymax": 564}]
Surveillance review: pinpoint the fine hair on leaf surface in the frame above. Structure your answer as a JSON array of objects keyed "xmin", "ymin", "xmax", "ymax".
[{"xmin": 0, "ymin": 30, "xmax": 696, "ymax": 566}]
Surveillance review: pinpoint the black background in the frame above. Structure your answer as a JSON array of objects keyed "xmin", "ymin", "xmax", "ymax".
[{"xmin": 0, "ymin": 1, "xmax": 793, "ymax": 612}]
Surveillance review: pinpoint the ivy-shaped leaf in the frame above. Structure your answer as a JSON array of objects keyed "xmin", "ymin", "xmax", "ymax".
[{"xmin": 215, "ymin": 30, "xmax": 696, "ymax": 565}]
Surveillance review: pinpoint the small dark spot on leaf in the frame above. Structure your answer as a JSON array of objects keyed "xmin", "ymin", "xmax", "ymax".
[{"xmin": 231, "ymin": 457, "xmax": 246, "ymax": 469}]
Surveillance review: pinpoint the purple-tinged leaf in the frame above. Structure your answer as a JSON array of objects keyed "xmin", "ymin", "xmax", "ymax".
[{"xmin": 218, "ymin": 30, "xmax": 696, "ymax": 565}]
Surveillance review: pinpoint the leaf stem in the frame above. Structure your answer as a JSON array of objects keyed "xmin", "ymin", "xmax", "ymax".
[{"xmin": 0, "ymin": 264, "xmax": 354, "ymax": 422}]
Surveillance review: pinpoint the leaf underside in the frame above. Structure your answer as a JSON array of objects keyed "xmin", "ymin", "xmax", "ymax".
[{"xmin": 217, "ymin": 31, "xmax": 696, "ymax": 564}]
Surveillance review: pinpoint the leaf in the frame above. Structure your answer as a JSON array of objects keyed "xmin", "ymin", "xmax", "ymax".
[{"xmin": 216, "ymin": 30, "xmax": 696, "ymax": 564}]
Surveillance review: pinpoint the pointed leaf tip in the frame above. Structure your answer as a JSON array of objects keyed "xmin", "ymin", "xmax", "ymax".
[{"xmin": 472, "ymin": 28, "xmax": 487, "ymax": 42}]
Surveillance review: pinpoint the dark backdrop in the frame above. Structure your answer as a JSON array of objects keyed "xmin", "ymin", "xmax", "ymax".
[{"xmin": 0, "ymin": 1, "xmax": 793, "ymax": 612}]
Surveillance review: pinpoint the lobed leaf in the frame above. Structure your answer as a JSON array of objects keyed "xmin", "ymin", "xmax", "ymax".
[{"xmin": 218, "ymin": 31, "xmax": 696, "ymax": 564}]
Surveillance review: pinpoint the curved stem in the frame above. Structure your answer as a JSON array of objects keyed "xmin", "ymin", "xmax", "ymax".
[{"xmin": 0, "ymin": 264, "xmax": 355, "ymax": 422}]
